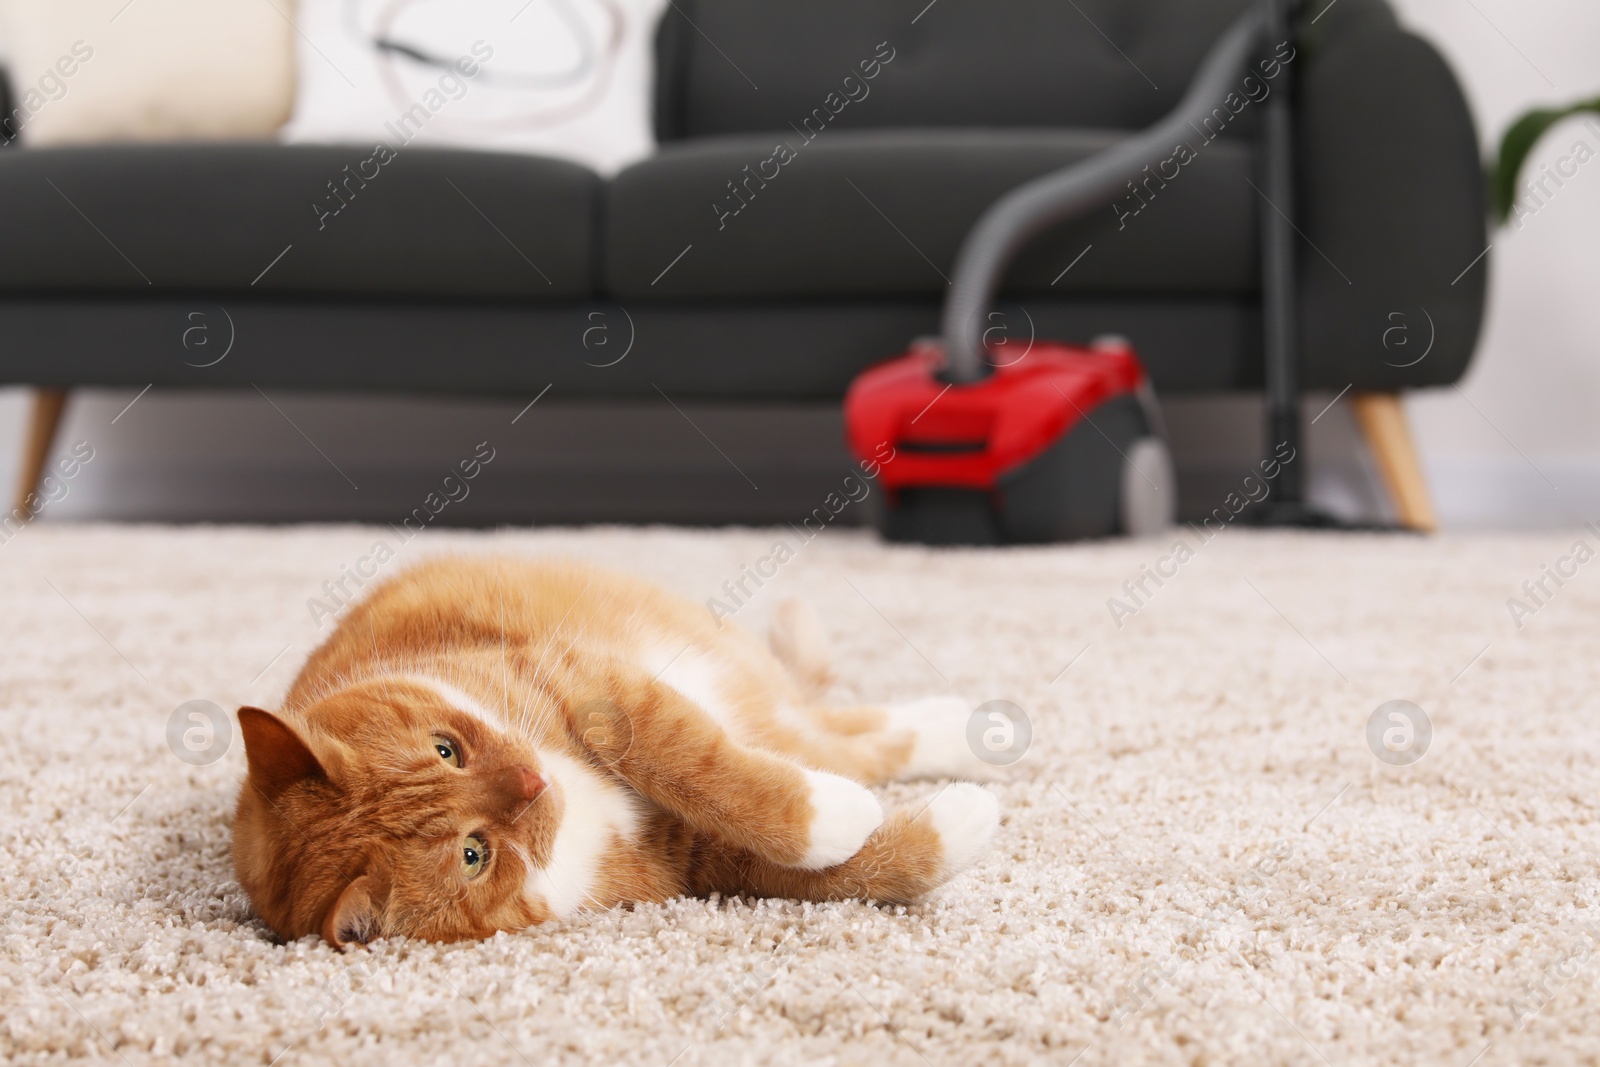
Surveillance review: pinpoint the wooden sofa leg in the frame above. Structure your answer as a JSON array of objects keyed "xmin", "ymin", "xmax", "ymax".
[
  {"xmin": 15, "ymin": 388, "xmax": 69, "ymax": 514},
  {"xmin": 1351, "ymin": 392, "xmax": 1437, "ymax": 533}
]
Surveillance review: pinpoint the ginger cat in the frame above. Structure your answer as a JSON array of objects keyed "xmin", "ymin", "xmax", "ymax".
[{"xmin": 232, "ymin": 557, "xmax": 1002, "ymax": 946}]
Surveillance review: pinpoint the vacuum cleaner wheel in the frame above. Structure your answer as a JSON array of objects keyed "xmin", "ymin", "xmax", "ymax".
[{"xmin": 1120, "ymin": 435, "xmax": 1177, "ymax": 537}]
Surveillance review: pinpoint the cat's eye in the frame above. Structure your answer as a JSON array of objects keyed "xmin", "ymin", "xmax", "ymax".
[
  {"xmin": 462, "ymin": 835, "xmax": 489, "ymax": 879},
  {"xmin": 431, "ymin": 735, "xmax": 462, "ymax": 767}
]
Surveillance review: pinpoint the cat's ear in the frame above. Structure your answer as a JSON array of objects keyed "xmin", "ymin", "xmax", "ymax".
[
  {"xmin": 322, "ymin": 874, "xmax": 384, "ymax": 949},
  {"xmin": 238, "ymin": 707, "xmax": 328, "ymax": 798}
]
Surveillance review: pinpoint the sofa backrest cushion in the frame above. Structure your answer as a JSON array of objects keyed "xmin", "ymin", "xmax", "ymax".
[{"xmin": 654, "ymin": 0, "xmax": 1257, "ymax": 141}]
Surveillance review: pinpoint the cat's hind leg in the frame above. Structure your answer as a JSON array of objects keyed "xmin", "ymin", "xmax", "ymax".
[
  {"xmin": 762, "ymin": 602, "xmax": 1005, "ymax": 782},
  {"xmin": 768, "ymin": 697, "xmax": 1008, "ymax": 785},
  {"xmin": 767, "ymin": 598, "xmax": 834, "ymax": 700},
  {"xmin": 688, "ymin": 783, "xmax": 1000, "ymax": 903}
]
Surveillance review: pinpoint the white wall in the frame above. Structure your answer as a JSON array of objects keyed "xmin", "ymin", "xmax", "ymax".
[
  {"xmin": 4, "ymin": 0, "xmax": 1598, "ymax": 528},
  {"xmin": 1394, "ymin": 0, "xmax": 1600, "ymax": 527}
]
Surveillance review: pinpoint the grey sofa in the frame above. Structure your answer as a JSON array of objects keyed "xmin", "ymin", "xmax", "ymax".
[{"xmin": 0, "ymin": 0, "xmax": 1485, "ymax": 520}]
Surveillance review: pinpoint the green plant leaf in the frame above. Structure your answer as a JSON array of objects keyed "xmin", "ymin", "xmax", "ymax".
[{"xmin": 1493, "ymin": 96, "xmax": 1600, "ymax": 224}]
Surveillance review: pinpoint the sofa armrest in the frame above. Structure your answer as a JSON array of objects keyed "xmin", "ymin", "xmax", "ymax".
[
  {"xmin": 1295, "ymin": 4, "xmax": 1488, "ymax": 390},
  {"xmin": 1, "ymin": 65, "xmax": 16, "ymax": 146}
]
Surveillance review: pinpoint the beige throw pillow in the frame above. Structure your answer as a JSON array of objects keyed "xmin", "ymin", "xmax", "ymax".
[{"xmin": 0, "ymin": 0, "xmax": 296, "ymax": 145}]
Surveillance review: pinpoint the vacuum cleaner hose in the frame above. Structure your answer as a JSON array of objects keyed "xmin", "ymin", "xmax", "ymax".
[{"xmin": 939, "ymin": 3, "xmax": 1271, "ymax": 382}]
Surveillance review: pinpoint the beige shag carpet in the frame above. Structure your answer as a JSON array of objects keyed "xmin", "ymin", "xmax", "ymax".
[{"xmin": 3, "ymin": 523, "xmax": 1599, "ymax": 1066}]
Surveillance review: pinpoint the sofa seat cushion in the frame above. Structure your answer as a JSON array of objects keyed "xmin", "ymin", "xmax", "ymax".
[
  {"xmin": 0, "ymin": 144, "xmax": 599, "ymax": 297},
  {"xmin": 605, "ymin": 128, "xmax": 1258, "ymax": 299}
]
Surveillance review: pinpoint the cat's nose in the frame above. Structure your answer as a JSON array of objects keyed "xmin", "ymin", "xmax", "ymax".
[{"xmin": 499, "ymin": 765, "xmax": 546, "ymax": 804}]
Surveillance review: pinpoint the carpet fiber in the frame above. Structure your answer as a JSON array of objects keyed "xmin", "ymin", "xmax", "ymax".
[{"xmin": 3, "ymin": 523, "xmax": 1598, "ymax": 1066}]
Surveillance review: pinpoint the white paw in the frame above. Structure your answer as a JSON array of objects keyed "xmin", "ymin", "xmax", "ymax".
[
  {"xmin": 887, "ymin": 697, "xmax": 1008, "ymax": 783},
  {"xmin": 925, "ymin": 783, "xmax": 1000, "ymax": 879},
  {"xmin": 797, "ymin": 769, "xmax": 884, "ymax": 870}
]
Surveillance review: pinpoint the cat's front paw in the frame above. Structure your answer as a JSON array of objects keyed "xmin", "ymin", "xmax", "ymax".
[
  {"xmin": 797, "ymin": 770, "xmax": 884, "ymax": 869},
  {"xmin": 924, "ymin": 782, "xmax": 1001, "ymax": 880},
  {"xmin": 887, "ymin": 697, "xmax": 1011, "ymax": 783}
]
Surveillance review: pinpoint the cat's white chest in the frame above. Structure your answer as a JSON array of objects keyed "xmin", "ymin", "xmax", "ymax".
[{"xmin": 521, "ymin": 750, "xmax": 640, "ymax": 920}]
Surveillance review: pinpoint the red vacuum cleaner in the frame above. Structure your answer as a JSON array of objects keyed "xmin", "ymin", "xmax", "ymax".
[
  {"xmin": 846, "ymin": 336, "xmax": 1172, "ymax": 544},
  {"xmin": 845, "ymin": 0, "xmax": 1320, "ymax": 544}
]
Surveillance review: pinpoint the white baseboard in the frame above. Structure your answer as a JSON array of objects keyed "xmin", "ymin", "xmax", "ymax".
[{"xmin": 1425, "ymin": 457, "xmax": 1600, "ymax": 530}]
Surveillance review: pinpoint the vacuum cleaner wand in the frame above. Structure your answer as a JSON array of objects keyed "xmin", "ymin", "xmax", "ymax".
[
  {"xmin": 1246, "ymin": 0, "xmax": 1364, "ymax": 526},
  {"xmin": 1244, "ymin": 0, "xmax": 1358, "ymax": 525}
]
